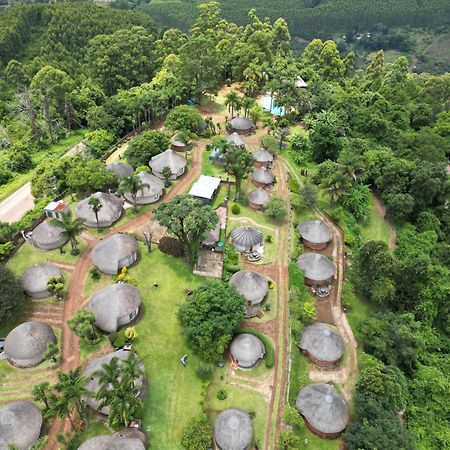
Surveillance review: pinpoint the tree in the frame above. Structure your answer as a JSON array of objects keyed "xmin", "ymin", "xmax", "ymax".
[
  {"xmin": 118, "ymin": 174, "xmax": 149, "ymax": 210},
  {"xmin": 223, "ymin": 146, "xmax": 254, "ymax": 201},
  {"xmin": 264, "ymin": 196, "xmax": 287, "ymax": 221},
  {"xmin": 161, "ymin": 166, "xmax": 172, "ymax": 187},
  {"xmin": 320, "ymin": 171, "xmax": 352, "ymax": 206},
  {"xmin": 84, "ymin": 129, "xmax": 115, "ymax": 158},
  {"xmin": 224, "ymin": 91, "xmax": 241, "ymax": 118},
  {"xmin": 181, "ymin": 414, "xmax": 212, "ymax": 450},
  {"xmin": 67, "ymin": 310, "xmax": 99, "ymax": 344},
  {"xmin": 47, "ymin": 276, "xmax": 65, "ymax": 300},
  {"xmin": 165, "ymin": 106, "xmax": 203, "ymax": 133},
  {"xmin": 52, "ymin": 212, "xmax": 84, "ymax": 256},
  {"xmin": 124, "ymin": 131, "xmax": 171, "ymax": 166},
  {"xmin": 44, "ymin": 341, "xmax": 60, "ymax": 364},
  {"xmin": 299, "ymin": 184, "xmax": 317, "ymax": 207},
  {"xmin": 32, "ymin": 381, "xmax": 53, "ymax": 412},
  {"xmin": 178, "ymin": 281, "xmax": 245, "ymax": 361},
  {"xmin": 154, "ymin": 195, "xmax": 218, "ymax": 263},
  {"xmin": 88, "ymin": 196, "xmax": 103, "ymax": 230},
  {"xmin": 0, "ymin": 265, "xmax": 24, "ymax": 324},
  {"xmin": 274, "ymin": 120, "xmax": 290, "ymax": 149}
]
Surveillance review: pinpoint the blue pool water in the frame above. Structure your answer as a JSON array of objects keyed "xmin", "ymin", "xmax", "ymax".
[{"xmin": 262, "ymin": 95, "xmax": 285, "ymax": 116}]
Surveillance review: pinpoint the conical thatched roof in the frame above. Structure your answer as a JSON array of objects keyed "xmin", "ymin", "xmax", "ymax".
[
  {"xmin": 214, "ymin": 408, "xmax": 253, "ymax": 450},
  {"xmin": 296, "ymin": 384, "xmax": 349, "ymax": 435},
  {"xmin": 83, "ymin": 350, "xmax": 144, "ymax": 414},
  {"xmin": 78, "ymin": 435, "xmax": 145, "ymax": 450},
  {"xmin": 5, "ymin": 321, "xmax": 57, "ymax": 366},
  {"xmin": 226, "ymin": 132, "xmax": 245, "ymax": 147},
  {"xmin": 170, "ymin": 134, "xmax": 188, "ymax": 148},
  {"xmin": 300, "ymin": 323, "xmax": 344, "ymax": 363},
  {"xmin": 252, "ymin": 167, "xmax": 274, "ymax": 184},
  {"xmin": 123, "ymin": 172, "xmax": 164, "ymax": 205},
  {"xmin": 88, "ymin": 284, "xmax": 141, "ymax": 333},
  {"xmin": 0, "ymin": 401, "xmax": 42, "ymax": 450},
  {"xmin": 230, "ymin": 334, "xmax": 265, "ymax": 368},
  {"xmin": 248, "ymin": 188, "xmax": 270, "ymax": 206},
  {"xmin": 297, "ymin": 221, "xmax": 332, "ymax": 245},
  {"xmin": 105, "ymin": 162, "xmax": 134, "ymax": 178},
  {"xmin": 296, "ymin": 253, "xmax": 336, "ymax": 281},
  {"xmin": 149, "ymin": 149, "xmax": 186, "ymax": 176},
  {"xmin": 32, "ymin": 221, "xmax": 68, "ymax": 250},
  {"xmin": 229, "ymin": 117, "xmax": 256, "ymax": 132},
  {"xmin": 230, "ymin": 226, "xmax": 262, "ymax": 249},
  {"xmin": 229, "ymin": 270, "xmax": 268, "ymax": 304},
  {"xmin": 91, "ymin": 234, "xmax": 139, "ymax": 275},
  {"xmin": 21, "ymin": 262, "xmax": 63, "ymax": 299},
  {"xmin": 75, "ymin": 192, "xmax": 123, "ymax": 228},
  {"xmin": 252, "ymin": 148, "xmax": 273, "ymax": 163}
]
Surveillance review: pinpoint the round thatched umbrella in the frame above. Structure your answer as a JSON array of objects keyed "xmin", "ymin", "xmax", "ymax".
[
  {"xmin": 248, "ymin": 188, "xmax": 270, "ymax": 210},
  {"xmin": 296, "ymin": 253, "xmax": 336, "ymax": 286},
  {"xmin": 296, "ymin": 383, "xmax": 349, "ymax": 438},
  {"xmin": 149, "ymin": 149, "xmax": 187, "ymax": 179},
  {"xmin": 226, "ymin": 132, "xmax": 246, "ymax": 148},
  {"xmin": 251, "ymin": 167, "xmax": 274, "ymax": 188},
  {"xmin": 300, "ymin": 323, "xmax": 344, "ymax": 367},
  {"xmin": 229, "ymin": 117, "xmax": 256, "ymax": 135},
  {"xmin": 252, "ymin": 148, "xmax": 273, "ymax": 168},
  {"xmin": 91, "ymin": 234, "xmax": 139, "ymax": 275},
  {"xmin": 0, "ymin": 401, "xmax": 43, "ymax": 449},
  {"xmin": 229, "ymin": 270, "xmax": 268, "ymax": 317},
  {"xmin": 297, "ymin": 220, "xmax": 332, "ymax": 250},
  {"xmin": 4, "ymin": 321, "xmax": 57, "ymax": 368},
  {"xmin": 75, "ymin": 192, "xmax": 123, "ymax": 228},
  {"xmin": 230, "ymin": 333, "xmax": 265, "ymax": 368},
  {"xmin": 32, "ymin": 221, "xmax": 68, "ymax": 251},
  {"xmin": 21, "ymin": 262, "xmax": 63, "ymax": 299},
  {"xmin": 214, "ymin": 408, "xmax": 253, "ymax": 450},
  {"xmin": 78, "ymin": 435, "xmax": 145, "ymax": 450},
  {"xmin": 88, "ymin": 283, "xmax": 141, "ymax": 333},
  {"xmin": 106, "ymin": 162, "xmax": 134, "ymax": 178},
  {"xmin": 123, "ymin": 172, "xmax": 164, "ymax": 205},
  {"xmin": 230, "ymin": 226, "xmax": 262, "ymax": 252}
]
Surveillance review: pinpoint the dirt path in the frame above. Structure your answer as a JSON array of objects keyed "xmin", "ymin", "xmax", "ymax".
[
  {"xmin": 372, "ymin": 193, "xmax": 397, "ymax": 251},
  {"xmin": 0, "ymin": 182, "xmax": 35, "ymax": 223}
]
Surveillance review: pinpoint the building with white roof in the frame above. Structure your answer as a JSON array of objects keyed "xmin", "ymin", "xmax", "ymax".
[{"xmin": 189, "ymin": 175, "xmax": 221, "ymax": 204}]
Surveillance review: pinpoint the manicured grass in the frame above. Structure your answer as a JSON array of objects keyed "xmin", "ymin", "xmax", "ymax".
[
  {"xmin": 201, "ymin": 148, "xmax": 227, "ymax": 178},
  {"xmin": 78, "ymin": 421, "xmax": 110, "ymax": 444},
  {"xmin": 79, "ymin": 336, "xmax": 112, "ymax": 362},
  {"xmin": 360, "ymin": 195, "xmax": 391, "ymax": 244}
]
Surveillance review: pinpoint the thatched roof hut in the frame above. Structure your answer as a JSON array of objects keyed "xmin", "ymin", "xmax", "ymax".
[
  {"xmin": 226, "ymin": 132, "xmax": 245, "ymax": 148},
  {"xmin": 230, "ymin": 333, "xmax": 265, "ymax": 368},
  {"xmin": 105, "ymin": 162, "xmax": 134, "ymax": 178},
  {"xmin": 229, "ymin": 117, "xmax": 256, "ymax": 135},
  {"xmin": 300, "ymin": 323, "xmax": 344, "ymax": 367},
  {"xmin": 214, "ymin": 408, "xmax": 253, "ymax": 450},
  {"xmin": 75, "ymin": 192, "xmax": 123, "ymax": 228},
  {"xmin": 123, "ymin": 172, "xmax": 164, "ymax": 205},
  {"xmin": 248, "ymin": 188, "xmax": 270, "ymax": 210},
  {"xmin": 296, "ymin": 253, "xmax": 336, "ymax": 286},
  {"xmin": 78, "ymin": 435, "xmax": 145, "ymax": 450},
  {"xmin": 297, "ymin": 220, "xmax": 332, "ymax": 250},
  {"xmin": 88, "ymin": 284, "xmax": 141, "ymax": 333},
  {"xmin": 252, "ymin": 148, "xmax": 273, "ymax": 168},
  {"xmin": 0, "ymin": 401, "xmax": 42, "ymax": 449},
  {"xmin": 229, "ymin": 270, "xmax": 268, "ymax": 305},
  {"xmin": 91, "ymin": 234, "xmax": 139, "ymax": 275},
  {"xmin": 230, "ymin": 226, "xmax": 262, "ymax": 252},
  {"xmin": 32, "ymin": 221, "xmax": 68, "ymax": 251},
  {"xmin": 149, "ymin": 149, "xmax": 186, "ymax": 179},
  {"xmin": 4, "ymin": 321, "xmax": 57, "ymax": 368},
  {"xmin": 251, "ymin": 167, "xmax": 274, "ymax": 188},
  {"xmin": 21, "ymin": 262, "xmax": 63, "ymax": 299},
  {"xmin": 295, "ymin": 383, "xmax": 349, "ymax": 438},
  {"xmin": 83, "ymin": 350, "xmax": 144, "ymax": 415},
  {"xmin": 170, "ymin": 134, "xmax": 189, "ymax": 152}
]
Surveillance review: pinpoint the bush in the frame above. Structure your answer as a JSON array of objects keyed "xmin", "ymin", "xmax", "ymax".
[
  {"xmin": 181, "ymin": 414, "xmax": 212, "ymax": 450},
  {"xmin": 158, "ymin": 236, "xmax": 185, "ymax": 257},
  {"xmin": 217, "ymin": 389, "xmax": 228, "ymax": 400},
  {"xmin": 165, "ymin": 105, "xmax": 203, "ymax": 133},
  {"xmin": 264, "ymin": 196, "xmax": 287, "ymax": 221},
  {"xmin": 288, "ymin": 178, "xmax": 300, "ymax": 193},
  {"xmin": 196, "ymin": 365, "xmax": 213, "ymax": 381},
  {"xmin": 113, "ymin": 329, "xmax": 127, "ymax": 348},
  {"xmin": 135, "ymin": 165, "xmax": 151, "ymax": 174},
  {"xmin": 239, "ymin": 327, "xmax": 275, "ymax": 368},
  {"xmin": 84, "ymin": 129, "xmax": 115, "ymax": 158},
  {"xmin": 265, "ymin": 234, "xmax": 273, "ymax": 243},
  {"xmin": 89, "ymin": 267, "xmax": 101, "ymax": 280},
  {"xmin": 231, "ymin": 203, "xmax": 240, "ymax": 214},
  {"xmin": 124, "ymin": 130, "xmax": 170, "ymax": 166}
]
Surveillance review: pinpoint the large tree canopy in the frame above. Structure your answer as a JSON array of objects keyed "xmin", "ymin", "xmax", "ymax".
[
  {"xmin": 124, "ymin": 130, "xmax": 171, "ymax": 166},
  {"xmin": 0, "ymin": 265, "xmax": 24, "ymax": 324}
]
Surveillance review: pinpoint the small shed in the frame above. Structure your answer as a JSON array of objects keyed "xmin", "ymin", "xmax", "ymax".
[
  {"xmin": 229, "ymin": 270, "xmax": 268, "ymax": 318},
  {"xmin": 44, "ymin": 200, "xmax": 69, "ymax": 220},
  {"xmin": 189, "ymin": 175, "xmax": 221, "ymax": 204},
  {"xmin": 300, "ymin": 323, "xmax": 344, "ymax": 367},
  {"xmin": 32, "ymin": 221, "xmax": 68, "ymax": 251},
  {"xmin": 230, "ymin": 226, "xmax": 263, "ymax": 253},
  {"xmin": 252, "ymin": 148, "xmax": 273, "ymax": 168},
  {"xmin": 21, "ymin": 262, "xmax": 63, "ymax": 299},
  {"xmin": 230, "ymin": 333, "xmax": 265, "ymax": 368},
  {"xmin": 88, "ymin": 284, "xmax": 142, "ymax": 333},
  {"xmin": 106, "ymin": 162, "xmax": 134, "ymax": 178},
  {"xmin": 214, "ymin": 408, "xmax": 253, "ymax": 450},
  {"xmin": 0, "ymin": 401, "xmax": 43, "ymax": 449},
  {"xmin": 229, "ymin": 117, "xmax": 256, "ymax": 135},
  {"xmin": 170, "ymin": 134, "xmax": 189, "ymax": 152},
  {"xmin": 149, "ymin": 149, "xmax": 186, "ymax": 179},
  {"xmin": 251, "ymin": 167, "xmax": 274, "ymax": 188},
  {"xmin": 91, "ymin": 234, "xmax": 139, "ymax": 275},
  {"xmin": 297, "ymin": 220, "xmax": 332, "ymax": 250},
  {"xmin": 248, "ymin": 188, "xmax": 270, "ymax": 210},
  {"xmin": 295, "ymin": 76, "xmax": 308, "ymax": 88},
  {"xmin": 202, "ymin": 220, "xmax": 221, "ymax": 247},
  {"xmin": 123, "ymin": 172, "xmax": 164, "ymax": 205},
  {"xmin": 226, "ymin": 132, "xmax": 246, "ymax": 148},
  {"xmin": 78, "ymin": 435, "xmax": 145, "ymax": 450},
  {"xmin": 4, "ymin": 321, "xmax": 57, "ymax": 368},
  {"xmin": 296, "ymin": 253, "xmax": 336, "ymax": 286},
  {"xmin": 296, "ymin": 383, "xmax": 349, "ymax": 439},
  {"xmin": 75, "ymin": 192, "xmax": 123, "ymax": 228},
  {"xmin": 209, "ymin": 146, "xmax": 225, "ymax": 165}
]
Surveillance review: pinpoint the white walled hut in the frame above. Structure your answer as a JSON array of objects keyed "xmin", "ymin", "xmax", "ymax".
[
  {"xmin": 149, "ymin": 149, "xmax": 186, "ymax": 179},
  {"xmin": 229, "ymin": 117, "xmax": 256, "ymax": 135},
  {"xmin": 296, "ymin": 253, "xmax": 336, "ymax": 286},
  {"xmin": 4, "ymin": 321, "xmax": 57, "ymax": 368},
  {"xmin": 296, "ymin": 383, "xmax": 349, "ymax": 439},
  {"xmin": 229, "ymin": 270, "xmax": 268, "ymax": 318},
  {"xmin": 88, "ymin": 284, "xmax": 141, "ymax": 333},
  {"xmin": 252, "ymin": 148, "xmax": 273, "ymax": 168},
  {"xmin": 123, "ymin": 172, "xmax": 165, "ymax": 205},
  {"xmin": 226, "ymin": 132, "xmax": 246, "ymax": 148},
  {"xmin": 83, "ymin": 350, "xmax": 144, "ymax": 415},
  {"xmin": 78, "ymin": 435, "xmax": 145, "ymax": 450},
  {"xmin": 230, "ymin": 333, "xmax": 265, "ymax": 369},
  {"xmin": 230, "ymin": 226, "xmax": 263, "ymax": 253},
  {"xmin": 0, "ymin": 401, "xmax": 43, "ymax": 450},
  {"xmin": 300, "ymin": 323, "xmax": 345, "ymax": 368},
  {"xmin": 214, "ymin": 408, "xmax": 253, "ymax": 450},
  {"xmin": 251, "ymin": 167, "xmax": 274, "ymax": 188},
  {"xmin": 31, "ymin": 222, "xmax": 67, "ymax": 251},
  {"xmin": 91, "ymin": 234, "xmax": 139, "ymax": 275},
  {"xmin": 248, "ymin": 188, "xmax": 270, "ymax": 210},
  {"xmin": 297, "ymin": 220, "xmax": 332, "ymax": 250},
  {"xmin": 75, "ymin": 192, "xmax": 123, "ymax": 228},
  {"xmin": 21, "ymin": 262, "xmax": 63, "ymax": 299},
  {"xmin": 105, "ymin": 162, "xmax": 134, "ymax": 178}
]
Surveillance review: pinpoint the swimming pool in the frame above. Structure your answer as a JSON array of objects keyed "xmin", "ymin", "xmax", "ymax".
[{"xmin": 262, "ymin": 95, "xmax": 285, "ymax": 116}]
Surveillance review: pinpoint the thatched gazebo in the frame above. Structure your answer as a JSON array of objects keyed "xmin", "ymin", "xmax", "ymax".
[
  {"xmin": 4, "ymin": 321, "xmax": 57, "ymax": 368},
  {"xmin": 229, "ymin": 117, "xmax": 256, "ymax": 135},
  {"xmin": 88, "ymin": 283, "xmax": 141, "ymax": 333},
  {"xmin": 248, "ymin": 188, "xmax": 270, "ymax": 210},
  {"xmin": 252, "ymin": 148, "xmax": 273, "ymax": 168},
  {"xmin": 149, "ymin": 149, "xmax": 186, "ymax": 179},
  {"xmin": 226, "ymin": 132, "xmax": 246, "ymax": 148},
  {"xmin": 75, "ymin": 192, "xmax": 123, "ymax": 228},
  {"xmin": 300, "ymin": 323, "xmax": 344, "ymax": 367},
  {"xmin": 21, "ymin": 262, "xmax": 63, "ymax": 299},
  {"xmin": 296, "ymin": 383, "xmax": 349, "ymax": 439},
  {"xmin": 123, "ymin": 172, "xmax": 164, "ymax": 205},
  {"xmin": 296, "ymin": 253, "xmax": 336, "ymax": 286},
  {"xmin": 91, "ymin": 234, "xmax": 139, "ymax": 275},
  {"xmin": 214, "ymin": 408, "xmax": 253, "ymax": 450},
  {"xmin": 251, "ymin": 167, "xmax": 274, "ymax": 188},
  {"xmin": 297, "ymin": 220, "xmax": 332, "ymax": 250},
  {"xmin": 32, "ymin": 221, "xmax": 68, "ymax": 251},
  {"xmin": 78, "ymin": 435, "xmax": 145, "ymax": 450},
  {"xmin": 229, "ymin": 270, "xmax": 268, "ymax": 317},
  {"xmin": 230, "ymin": 333, "xmax": 265, "ymax": 368},
  {"xmin": 230, "ymin": 226, "xmax": 263, "ymax": 253},
  {"xmin": 170, "ymin": 134, "xmax": 189, "ymax": 152},
  {"xmin": 105, "ymin": 162, "xmax": 134, "ymax": 178},
  {"xmin": 0, "ymin": 401, "xmax": 43, "ymax": 449}
]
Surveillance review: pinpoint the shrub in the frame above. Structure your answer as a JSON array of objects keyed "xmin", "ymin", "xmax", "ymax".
[
  {"xmin": 288, "ymin": 178, "xmax": 300, "ymax": 193},
  {"xmin": 239, "ymin": 328, "xmax": 275, "ymax": 368},
  {"xmin": 135, "ymin": 165, "xmax": 151, "ymax": 174},
  {"xmin": 265, "ymin": 234, "xmax": 273, "ymax": 243},
  {"xmin": 84, "ymin": 129, "xmax": 115, "ymax": 158},
  {"xmin": 264, "ymin": 196, "xmax": 287, "ymax": 221},
  {"xmin": 231, "ymin": 203, "xmax": 240, "ymax": 214},
  {"xmin": 124, "ymin": 130, "xmax": 170, "ymax": 166},
  {"xmin": 196, "ymin": 365, "xmax": 213, "ymax": 381},
  {"xmin": 158, "ymin": 236, "xmax": 185, "ymax": 257},
  {"xmin": 113, "ymin": 329, "xmax": 127, "ymax": 348},
  {"xmin": 181, "ymin": 414, "xmax": 212, "ymax": 450},
  {"xmin": 124, "ymin": 326, "xmax": 138, "ymax": 340},
  {"xmin": 89, "ymin": 267, "xmax": 101, "ymax": 280},
  {"xmin": 165, "ymin": 105, "xmax": 203, "ymax": 133},
  {"xmin": 217, "ymin": 389, "xmax": 228, "ymax": 400}
]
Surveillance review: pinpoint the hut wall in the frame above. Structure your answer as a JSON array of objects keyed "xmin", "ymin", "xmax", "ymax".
[
  {"xmin": 214, "ymin": 440, "xmax": 250, "ymax": 450},
  {"xmin": 231, "ymin": 127, "xmax": 253, "ymax": 136},
  {"xmin": 252, "ymin": 179, "xmax": 272, "ymax": 189},
  {"xmin": 153, "ymin": 167, "xmax": 185, "ymax": 180},
  {"xmin": 302, "ymin": 416, "xmax": 344, "ymax": 439},
  {"xmin": 135, "ymin": 193, "xmax": 161, "ymax": 205},
  {"xmin": 254, "ymin": 161, "xmax": 271, "ymax": 169},
  {"xmin": 304, "ymin": 276, "xmax": 331, "ymax": 287},
  {"xmin": 34, "ymin": 240, "xmax": 65, "ymax": 251},
  {"xmin": 302, "ymin": 238, "xmax": 328, "ymax": 251},
  {"xmin": 248, "ymin": 201, "xmax": 263, "ymax": 211},
  {"xmin": 171, "ymin": 143, "xmax": 188, "ymax": 152},
  {"xmin": 118, "ymin": 308, "xmax": 139, "ymax": 327},
  {"xmin": 117, "ymin": 253, "xmax": 138, "ymax": 272},
  {"xmin": 301, "ymin": 349, "xmax": 338, "ymax": 368},
  {"xmin": 8, "ymin": 354, "xmax": 45, "ymax": 368},
  {"xmin": 25, "ymin": 287, "xmax": 51, "ymax": 300}
]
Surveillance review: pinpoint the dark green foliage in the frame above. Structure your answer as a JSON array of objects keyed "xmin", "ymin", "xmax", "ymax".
[
  {"xmin": 216, "ymin": 389, "xmax": 228, "ymax": 400},
  {"xmin": 124, "ymin": 131, "xmax": 171, "ymax": 166},
  {"xmin": 239, "ymin": 328, "xmax": 275, "ymax": 368},
  {"xmin": 196, "ymin": 365, "xmax": 213, "ymax": 381},
  {"xmin": 181, "ymin": 414, "xmax": 212, "ymax": 450},
  {"xmin": 158, "ymin": 236, "xmax": 185, "ymax": 257},
  {"xmin": 165, "ymin": 106, "xmax": 203, "ymax": 133},
  {"xmin": 264, "ymin": 195, "xmax": 287, "ymax": 221},
  {"xmin": 0, "ymin": 265, "xmax": 24, "ymax": 324},
  {"xmin": 84, "ymin": 129, "xmax": 116, "ymax": 158},
  {"xmin": 231, "ymin": 204, "xmax": 240, "ymax": 214}
]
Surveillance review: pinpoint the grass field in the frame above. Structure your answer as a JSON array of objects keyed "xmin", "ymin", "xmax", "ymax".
[{"xmin": 360, "ymin": 195, "xmax": 391, "ymax": 244}]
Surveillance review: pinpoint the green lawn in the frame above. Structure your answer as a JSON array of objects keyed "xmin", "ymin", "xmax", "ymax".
[
  {"xmin": 360, "ymin": 195, "xmax": 391, "ymax": 244},
  {"xmin": 201, "ymin": 148, "xmax": 227, "ymax": 178},
  {"xmin": 78, "ymin": 421, "xmax": 111, "ymax": 444}
]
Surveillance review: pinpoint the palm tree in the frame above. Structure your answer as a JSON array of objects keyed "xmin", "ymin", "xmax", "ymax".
[
  {"xmin": 224, "ymin": 91, "xmax": 241, "ymax": 118},
  {"xmin": 118, "ymin": 174, "xmax": 149, "ymax": 210},
  {"xmin": 240, "ymin": 96, "xmax": 255, "ymax": 118},
  {"xmin": 52, "ymin": 211, "xmax": 84, "ymax": 255},
  {"xmin": 274, "ymin": 125, "xmax": 290, "ymax": 149},
  {"xmin": 321, "ymin": 172, "xmax": 352, "ymax": 206},
  {"xmin": 337, "ymin": 150, "xmax": 365, "ymax": 182},
  {"xmin": 32, "ymin": 381, "xmax": 52, "ymax": 412},
  {"xmin": 88, "ymin": 196, "xmax": 102, "ymax": 230}
]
